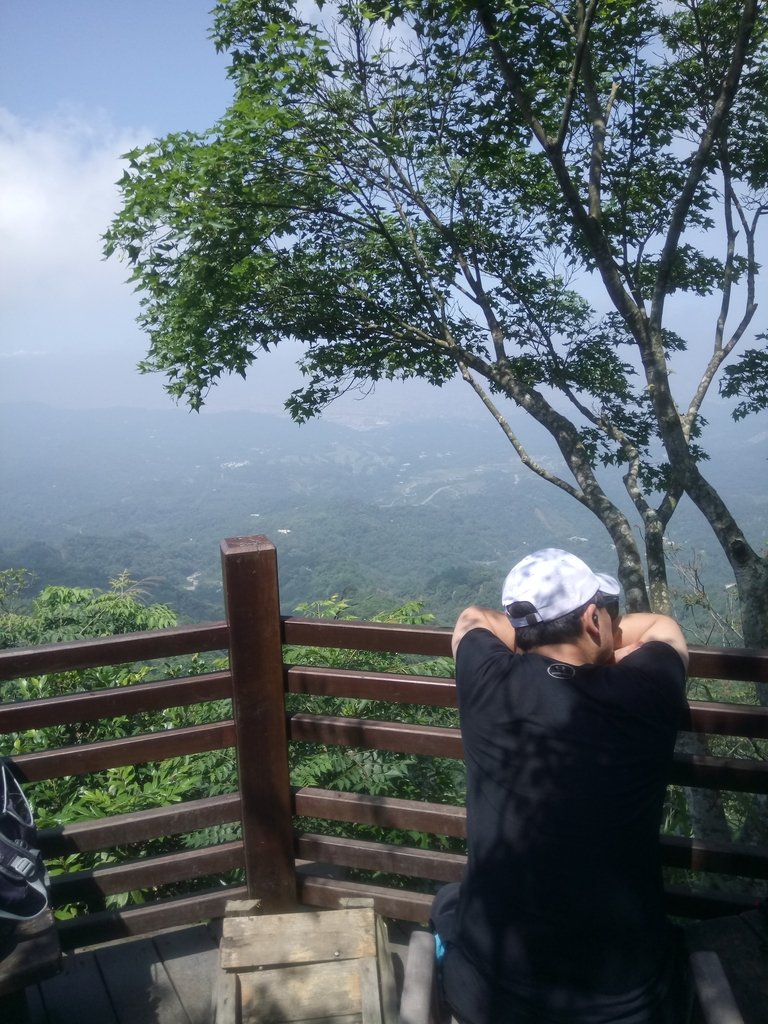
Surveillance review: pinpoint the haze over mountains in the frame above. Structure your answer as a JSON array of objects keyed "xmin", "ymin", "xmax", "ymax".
[{"xmin": 1, "ymin": 393, "xmax": 765, "ymax": 630}]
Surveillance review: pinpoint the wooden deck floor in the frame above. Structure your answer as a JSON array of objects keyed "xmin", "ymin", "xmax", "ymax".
[
  {"xmin": 5, "ymin": 911, "xmax": 767, "ymax": 1024},
  {"xmin": 3, "ymin": 924, "xmax": 221, "ymax": 1024},
  {"xmin": 1, "ymin": 919, "xmax": 415, "ymax": 1024}
]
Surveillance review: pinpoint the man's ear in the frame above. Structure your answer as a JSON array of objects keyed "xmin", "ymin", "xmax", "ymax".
[{"xmin": 583, "ymin": 603, "xmax": 601, "ymax": 643}]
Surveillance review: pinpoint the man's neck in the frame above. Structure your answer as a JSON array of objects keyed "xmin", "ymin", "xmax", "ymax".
[{"xmin": 529, "ymin": 639, "xmax": 598, "ymax": 667}]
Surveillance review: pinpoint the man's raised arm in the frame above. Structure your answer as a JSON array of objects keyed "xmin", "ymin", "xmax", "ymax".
[
  {"xmin": 452, "ymin": 607, "xmax": 517, "ymax": 658},
  {"xmin": 613, "ymin": 613, "xmax": 689, "ymax": 670}
]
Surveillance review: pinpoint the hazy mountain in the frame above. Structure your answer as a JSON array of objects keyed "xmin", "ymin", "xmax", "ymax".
[{"xmin": 1, "ymin": 401, "xmax": 764, "ymax": 628}]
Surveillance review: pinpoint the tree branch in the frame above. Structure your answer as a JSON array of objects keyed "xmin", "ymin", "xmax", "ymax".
[{"xmin": 650, "ymin": 0, "xmax": 759, "ymax": 326}]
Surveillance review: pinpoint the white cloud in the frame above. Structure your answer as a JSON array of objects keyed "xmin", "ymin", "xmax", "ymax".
[{"xmin": 0, "ymin": 105, "xmax": 148, "ymax": 353}]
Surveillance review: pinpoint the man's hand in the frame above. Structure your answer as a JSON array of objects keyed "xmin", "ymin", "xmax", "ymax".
[{"xmin": 452, "ymin": 607, "xmax": 516, "ymax": 658}]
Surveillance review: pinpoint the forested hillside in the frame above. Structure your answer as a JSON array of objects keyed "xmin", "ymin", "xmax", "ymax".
[{"xmin": 1, "ymin": 402, "xmax": 765, "ymax": 631}]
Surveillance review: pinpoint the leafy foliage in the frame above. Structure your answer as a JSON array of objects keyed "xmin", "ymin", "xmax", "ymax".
[
  {"xmin": 720, "ymin": 340, "xmax": 768, "ymax": 419},
  {"xmin": 0, "ymin": 571, "xmax": 177, "ymax": 649}
]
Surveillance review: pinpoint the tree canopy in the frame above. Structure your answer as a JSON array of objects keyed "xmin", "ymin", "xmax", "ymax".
[{"xmin": 105, "ymin": 0, "xmax": 768, "ymax": 645}]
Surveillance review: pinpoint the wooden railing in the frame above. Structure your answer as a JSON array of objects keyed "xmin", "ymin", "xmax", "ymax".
[{"xmin": 1, "ymin": 535, "xmax": 767, "ymax": 951}]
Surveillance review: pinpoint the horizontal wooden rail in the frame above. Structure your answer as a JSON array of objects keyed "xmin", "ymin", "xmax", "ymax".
[
  {"xmin": 39, "ymin": 793, "xmax": 242, "ymax": 856},
  {"xmin": 660, "ymin": 834, "xmax": 768, "ymax": 879},
  {"xmin": 0, "ymin": 622, "xmax": 229, "ymax": 679},
  {"xmin": 687, "ymin": 647, "xmax": 768, "ymax": 684},
  {"xmin": 296, "ymin": 832, "xmax": 465, "ymax": 883},
  {"xmin": 689, "ymin": 701, "xmax": 768, "ymax": 739},
  {"xmin": 282, "ymin": 617, "xmax": 450, "ymax": 657},
  {"xmin": 288, "ymin": 713, "xmax": 768, "ymax": 792},
  {"xmin": 50, "ymin": 841, "xmax": 245, "ymax": 905},
  {"xmin": 286, "ymin": 666, "xmax": 457, "ymax": 706},
  {"xmin": 12, "ymin": 721, "xmax": 236, "ymax": 780},
  {"xmin": 298, "ymin": 875, "xmax": 759, "ymax": 926},
  {"xmin": 287, "ymin": 667, "xmax": 768, "ymax": 738},
  {"xmin": 297, "ymin": 863, "xmax": 757, "ymax": 925},
  {"xmin": 3, "ymin": 670, "xmax": 765, "ymax": 754},
  {"xmin": 293, "ymin": 786, "xmax": 467, "ymax": 837},
  {"xmin": 55, "ymin": 884, "xmax": 250, "ymax": 952},
  {"xmin": 296, "ymin": 830, "xmax": 768, "ymax": 886},
  {"xmin": 297, "ymin": 873, "xmax": 435, "ymax": 924},
  {"xmin": 0, "ymin": 672, "xmax": 232, "ymax": 731},
  {"xmin": 288, "ymin": 713, "xmax": 463, "ymax": 758},
  {"xmin": 669, "ymin": 753, "xmax": 768, "ymax": 793},
  {"xmin": 664, "ymin": 885, "xmax": 756, "ymax": 919},
  {"xmin": 317, "ymin": 833, "xmax": 767, "ymax": 891},
  {"xmin": 1, "ymin": 619, "xmax": 765, "ymax": 684}
]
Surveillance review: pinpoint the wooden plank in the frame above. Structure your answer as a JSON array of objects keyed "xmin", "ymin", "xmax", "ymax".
[
  {"xmin": 359, "ymin": 957, "xmax": 383, "ymax": 1024},
  {"xmin": 214, "ymin": 968, "xmax": 238, "ymax": 1024},
  {"xmin": 292, "ymin": 788, "xmax": 467, "ymax": 838},
  {"xmin": 239, "ymin": 959, "xmax": 362, "ymax": 1022},
  {"xmin": 153, "ymin": 926, "xmax": 220, "ymax": 1024},
  {"xmin": 288, "ymin": 715, "xmax": 462, "ymax": 759},
  {"xmin": 297, "ymin": 875, "xmax": 433, "ymax": 924},
  {"xmin": 397, "ymin": 930, "xmax": 437, "ymax": 1024},
  {"xmin": 687, "ymin": 911, "xmax": 768, "ymax": 1024},
  {"xmin": 285, "ymin": 668, "xmax": 456, "ymax": 708},
  {"xmin": 689, "ymin": 951, "xmax": 746, "ymax": 1024},
  {"xmin": 687, "ymin": 647, "xmax": 768, "ymax": 684},
  {"xmin": 669, "ymin": 754, "xmax": 768, "ymax": 794},
  {"xmin": 296, "ymin": 833, "xmax": 465, "ymax": 883},
  {"xmin": 0, "ymin": 673, "xmax": 232, "ymax": 732},
  {"xmin": 0, "ymin": 623, "xmax": 228, "ymax": 681},
  {"xmin": 39, "ymin": 793, "xmax": 241, "ymax": 857},
  {"xmin": 375, "ymin": 915, "xmax": 397, "ymax": 1024},
  {"xmin": 221, "ymin": 909, "xmax": 377, "ymax": 970},
  {"xmin": 660, "ymin": 835, "xmax": 768, "ymax": 879},
  {"xmin": 23, "ymin": 984, "xmax": 49, "ymax": 1024},
  {"xmin": 689, "ymin": 702, "xmax": 768, "ymax": 739},
  {"xmin": 51, "ymin": 840, "xmax": 244, "ymax": 903},
  {"xmin": 281, "ymin": 618, "xmax": 450, "ymax": 658},
  {"xmin": 56, "ymin": 884, "xmax": 248, "ymax": 951},
  {"xmin": 94, "ymin": 937, "xmax": 188, "ymax": 1024},
  {"xmin": 38, "ymin": 950, "xmax": 119, "ymax": 1024},
  {"xmin": 12, "ymin": 722, "xmax": 235, "ymax": 782},
  {"xmin": 224, "ymin": 898, "xmax": 263, "ymax": 917}
]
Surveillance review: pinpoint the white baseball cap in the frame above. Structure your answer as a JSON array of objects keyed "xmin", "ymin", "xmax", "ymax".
[{"xmin": 502, "ymin": 548, "xmax": 620, "ymax": 627}]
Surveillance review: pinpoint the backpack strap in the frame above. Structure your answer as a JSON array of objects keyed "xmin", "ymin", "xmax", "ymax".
[{"xmin": 0, "ymin": 761, "xmax": 49, "ymax": 921}]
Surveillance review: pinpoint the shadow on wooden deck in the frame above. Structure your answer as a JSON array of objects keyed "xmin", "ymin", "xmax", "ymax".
[{"xmin": 0, "ymin": 918, "xmax": 418, "ymax": 1024}]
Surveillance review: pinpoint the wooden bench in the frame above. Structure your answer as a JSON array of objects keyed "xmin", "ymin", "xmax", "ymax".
[{"xmin": 687, "ymin": 909, "xmax": 768, "ymax": 1024}]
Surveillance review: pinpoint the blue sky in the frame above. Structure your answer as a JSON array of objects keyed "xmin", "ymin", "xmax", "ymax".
[
  {"xmin": 1, "ymin": 2, "xmax": 231, "ymax": 132},
  {"xmin": 0, "ymin": 0, "xmax": 479, "ymax": 421},
  {"xmin": 0, "ymin": 1, "xmax": 324, "ymax": 414}
]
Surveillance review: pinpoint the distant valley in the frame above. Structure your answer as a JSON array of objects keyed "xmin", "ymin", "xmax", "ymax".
[{"xmin": 1, "ymin": 401, "xmax": 765, "ymax": 631}]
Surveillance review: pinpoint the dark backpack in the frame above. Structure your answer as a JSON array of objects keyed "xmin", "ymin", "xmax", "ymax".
[{"xmin": 0, "ymin": 758, "xmax": 49, "ymax": 921}]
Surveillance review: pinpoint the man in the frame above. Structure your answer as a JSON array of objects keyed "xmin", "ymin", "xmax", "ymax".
[{"xmin": 431, "ymin": 548, "xmax": 690, "ymax": 1024}]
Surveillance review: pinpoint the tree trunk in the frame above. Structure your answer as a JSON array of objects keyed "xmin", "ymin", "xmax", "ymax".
[
  {"xmin": 677, "ymin": 733, "xmax": 732, "ymax": 843},
  {"xmin": 642, "ymin": 513, "xmax": 673, "ymax": 615}
]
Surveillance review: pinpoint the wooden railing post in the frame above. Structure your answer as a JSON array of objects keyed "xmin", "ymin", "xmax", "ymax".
[{"xmin": 221, "ymin": 535, "xmax": 297, "ymax": 911}]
